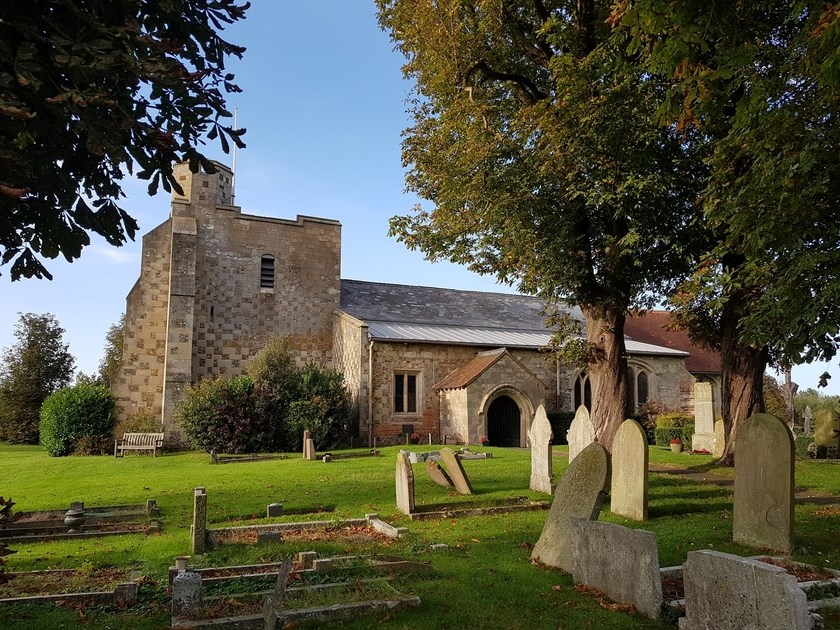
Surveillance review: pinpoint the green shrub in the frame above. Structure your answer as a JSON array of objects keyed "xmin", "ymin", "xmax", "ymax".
[
  {"xmin": 39, "ymin": 384, "xmax": 116, "ymax": 456},
  {"xmin": 176, "ymin": 376, "xmax": 275, "ymax": 453},
  {"xmin": 115, "ymin": 409, "xmax": 163, "ymax": 436},
  {"xmin": 284, "ymin": 364, "xmax": 353, "ymax": 451},
  {"xmin": 654, "ymin": 413, "xmax": 695, "ymax": 446},
  {"xmin": 795, "ymin": 435, "xmax": 814, "ymax": 459}
]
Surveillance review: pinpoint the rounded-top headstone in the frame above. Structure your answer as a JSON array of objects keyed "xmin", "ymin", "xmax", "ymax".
[
  {"xmin": 610, "ymin": 419, "xmax": 648, "ymax": 521},
  {"xmin": 733, "ymin": 413, "xmax": 794, "ymax": 553},
  {"xmin": 529, "ymin": 404, "xmax": 554, "ymax": 494},
  {"xmin": 531, "ymin": 441, "xmax": 610, "ymax": 571},
  {"xmin": 567, "ymin": 405, "xmax": 596, "ymax": 464}
]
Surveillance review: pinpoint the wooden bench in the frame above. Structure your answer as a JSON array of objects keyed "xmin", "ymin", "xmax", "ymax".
[{"xmin": 114, "ymin": 432, "xmax": 165, "ymax": 458}]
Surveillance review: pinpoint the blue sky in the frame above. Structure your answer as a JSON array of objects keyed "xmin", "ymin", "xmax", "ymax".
[{"xmin": 1, "ymin": 2, "xmax": 837, "ymax": 396}]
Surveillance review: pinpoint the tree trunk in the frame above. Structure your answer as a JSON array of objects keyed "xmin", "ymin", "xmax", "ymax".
[
  {"xmin": 581, "ymin": 305, "xmax": 629, "ymax": 453},
  {"xmin": 718, "ymin": 294, "xmax": 768, "ymax": 466}
]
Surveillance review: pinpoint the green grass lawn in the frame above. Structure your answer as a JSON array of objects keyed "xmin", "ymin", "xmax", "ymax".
[{"xmin": 0, "ymin": 443, "xmax": 838, "ymax": 629}]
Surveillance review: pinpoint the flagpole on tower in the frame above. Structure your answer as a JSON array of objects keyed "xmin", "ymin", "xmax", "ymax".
[{"xmin": 231, "ymin": 107, "xmax": 238, "ymax": 205}]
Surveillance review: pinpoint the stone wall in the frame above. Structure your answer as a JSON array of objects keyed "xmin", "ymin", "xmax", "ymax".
[
  {"xmin": 114, "ymin": 162, "xmax": 342, "ymax": 435},
  {"xmin": 369, "ymin": 343, "xmax": 558, "ymax": 443},
  {"xmin": 332, "ymin": 312, "xmax": 367, "ymax": 438},
  {"xmin": 112, "ymin": 221, "xmax": 173, "ymax": 424},
  {"xmin": 629, "ymin": 356, "xmax": 697, "ymax": 412}
]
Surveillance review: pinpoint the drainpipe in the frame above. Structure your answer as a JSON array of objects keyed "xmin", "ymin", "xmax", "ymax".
[{"xmin": 367, "ymin": 338, "xmax": 374, "ymax": 447}]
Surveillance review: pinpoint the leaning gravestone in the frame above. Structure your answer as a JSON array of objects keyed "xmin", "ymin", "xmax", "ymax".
[
  {"xmin": 691, "ymin": 381, "xmax": 716, "ymax": 452},
  {"xmin": 569, "ymin": 520, "xmax": 662, "ymax": 620},
  {"xmin": 733, "ymin": 413, "xmax": 794, "ymax": 553},
  {"xmin": 680, "ymin": 550, "xmax": 812, "ymax": 630},
  {"xmin": 713, "ymin": 419, "xmax": 726, "ymax": 458},
  {"xmin": 262, "ymin": 555, "xmax": 294, "ymax": 630},
  {"xmin": 566, "ymin": 405, "xmax": 595, "ymax": 464},
  {"xmin": 610, "ymin": 419, "xmax": 648, "ymax": 521},
  {"xmin": 814, "ymin": 409, "xmax": 840, "ymax": 452},
  {"xmin": 425, "ymin": 459, "xmax": 453, "ymax": 488},
  {"xmin": 439, "ymin": 448, "xmax": 474, "ymax": 495},
  {"xmin": 395, "ymin": 451, "xmax": 415, "ymax": 515},
  {"xmin": 531, "ymin": 442, "xmax": 610, "ymax": 572},
  {"xmin": 529, "ymin": 405, "xmax": 554, "ymax": 494}
]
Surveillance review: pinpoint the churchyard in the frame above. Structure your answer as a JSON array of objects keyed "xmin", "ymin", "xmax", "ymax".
[{"xmin": 0, "ymin": 431, "xmax": 838, "ymax": 629}]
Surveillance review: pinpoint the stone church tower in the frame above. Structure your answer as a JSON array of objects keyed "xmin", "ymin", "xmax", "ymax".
[{"xmin": 112, "ymin": 162, "xmax": 341, "ymax": 441}]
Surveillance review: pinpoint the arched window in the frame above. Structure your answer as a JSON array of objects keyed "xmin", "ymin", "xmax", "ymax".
[
  {"xmin": 627, "ymin": 365, "xmax": 651, "ymax": 412},
  {"xmin": 260, "ymin": 255, "xmax": 275, "ymax": 289},
  {"xmin": 574, "ymin": 372, "xmax": 591, "ymax": 411}
]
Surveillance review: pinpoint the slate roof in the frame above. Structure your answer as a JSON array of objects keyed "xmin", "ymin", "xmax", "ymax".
[
  {"xmin": 339, "ymin": 280, "xmax": 693, "ymax": 360},
  {"xmin": 624, "ymin": 311, "xmax": 722, "ymax": 373}
]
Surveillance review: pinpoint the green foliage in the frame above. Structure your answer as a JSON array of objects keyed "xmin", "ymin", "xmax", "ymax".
[
  {"xmin": 115, "ymin": 409, "xmax": 164, "ymax": 436},
  {"xmin": 795, "ymin": 435, "xmax": 814, "ymax": 459},
  {"xmin": 795, "ymin": 388, "xmax": 840, "ymax": 416},
  {"xmin": 0, "ymin": 313, "xmax": 75, "ymax": 443},
  {"xmin": 284, "ymin": 364, "xmax": 353, "ymax": 451},
  {"xmin": 97, "ymin": 314, "xmax": 124, "ymax": 387},
  {"xmin": 39, "ymin": 383, "xmax": 115, "ymax": 457},
  {"xmin": 654, "ymin": 414, "xmax": 695, "ymax": 446},
  {"xmin": 0, "ymin": 0, "xmax": 248, "ymax": 280},
  {"xmin": 175, "ymin": 376, "xmax": 273, "ymax": 454},
  {"xmin": 178, "ymin": 339, "xmax": 355, "ymax": 453},
  {"xmin": 763, "ymin": 374, "xmax": 792, "ymax": 425},
  {"xmin": 376, "ymin": 0, "xmax": 709, "ymax": 446},
  {"xmin": 0, "ymin": 496, "xmax": 18, "ymax": 586}
]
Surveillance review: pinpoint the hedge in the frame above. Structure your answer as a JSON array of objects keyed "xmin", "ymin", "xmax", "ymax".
[{"xmin": 39, "ymin": 384, "xmax": 116, "ymax": 457}]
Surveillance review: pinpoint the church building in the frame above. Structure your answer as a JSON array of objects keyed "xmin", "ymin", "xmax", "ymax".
[{"xmin": 112, "ymin": 163, "xmax": 721, "ymax": 445}]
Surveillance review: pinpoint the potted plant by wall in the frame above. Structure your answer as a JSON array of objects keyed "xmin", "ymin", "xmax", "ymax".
[
  {"xmin": 409, "ymin": 432, "xmax": 421, "ymax": 445},
  {"xmin": 480, "ymin": 436, "xmax": 490, "ymax": 447},
  {"xmin": 670, "ymin": 437, "xmax": 684, "ymax": 453}
]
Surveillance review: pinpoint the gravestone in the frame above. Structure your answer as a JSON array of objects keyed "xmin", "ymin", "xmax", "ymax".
[
  {"xmin": 531, "ymin": 442, "xmax": 610, "ymax": 572},
  {"xmin": 610, "ymin": 419, "xmax": 648, "ymax": 521},
  {"xmin": 529, "ymin": 405, "xmax": 554, "ymax": 494},
  {"xmin": 425, "ymin": 459, "xmax": 453, "ymax": 488},
  {"xmin": 733, "ymin": 413, "xmax": 794, "ymax": 553},
  {"xmin": 802, "ymin": 405, "xmax": 813, "ymax": 435},
  {"xmin": 190, "ymin": 487, "xmax": 207, "ymax": 555},
  {"xmin": 569, "ymin": 520, "xmax": 662, "ymax": 620},
  {"xmin": 262, "ymin": 555, "xmax": 294, "ymax": 630},
  {"xmin": 302, "ymin": 430, "xmax": 311, "ymax": 458},
  {"xmin": 267, "ymin": 503, "xmax": 283, "ymax": 517},
  {"xmin": 302, "ymin": 430, "xmax": 316, "ymax": 461},
  {"xmin": 395, "ymin": 451, "xmax": 415, "ymax": 514},
  {"xmin": 691, "ymin": 382, "xmax": 716, "ymax": 452},
  {"xmin": 680, "ymin": 550, "xmax": 812, "ymax": 630},
  {"xmin": 172, "ymin": 571, "xmax": 203, "ymax": 618},
  {"xmin": 439, "ymin": 448, "xmax": 473, "ymax": 495},
  {"xmin": 566, "ymin": 405, "xmax": 595, "ymax": 463},
  {"xmin": 713, "ymin": 419, "xmax": 726, "ymax": 458}
]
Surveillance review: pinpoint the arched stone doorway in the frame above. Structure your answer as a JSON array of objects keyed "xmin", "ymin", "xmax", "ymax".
[{"xmin": 487, "ymin": 395, "xmax": 522, "ymax": 447}]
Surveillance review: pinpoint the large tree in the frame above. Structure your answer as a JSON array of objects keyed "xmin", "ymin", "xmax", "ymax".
[
  {"xmin": 377, "ymin": 0, "xmax": 707, "ymax": 449},
  {"xmin": 0, "ymin": 0, "xmax": 249, "ymax": 280},
  {"xmin": 98, "ymin": 313, "xmax": 125, "ymax": 387},
  {"xmin": 0, "ymin": 313, "xmax": 75, "ymax": 443},
  {"xmin": 617, "ymin": 1, "xmax": 840, "ymax": 462}
]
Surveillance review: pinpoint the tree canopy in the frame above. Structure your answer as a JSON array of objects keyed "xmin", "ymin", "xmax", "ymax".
[
  {"xmin": 0, "ymin": 0, "xmax": 249, "ymax": 280},
  {"xmin": 377, "ymin": 0, "xmax": 708, "ymax": 447},
  {"xmin": 0, "ymin": 313, "xmax": 75, "ymax": 443},
  {"xmin": 616, "ymin": 1, "xmax": 840, "ymax": 460},
  {"xmin": 98, "ymin": 313, "xmax": 125, "ymax": 387}
]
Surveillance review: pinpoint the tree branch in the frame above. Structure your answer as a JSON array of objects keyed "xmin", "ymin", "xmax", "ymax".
[{"xmin": 465, "ymin": 60, "xmax": 547, "ymax": 104}]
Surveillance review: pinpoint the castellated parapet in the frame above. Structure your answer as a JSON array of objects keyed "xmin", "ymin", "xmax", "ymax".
[{"xmin": 113, "ymin": 162, "xmax": 341, "ymax": 442}]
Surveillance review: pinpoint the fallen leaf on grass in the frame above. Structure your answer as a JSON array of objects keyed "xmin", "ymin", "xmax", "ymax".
[{"xmin": 574, "ymin": 584, "xmax": 637, "ymax": 614}]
